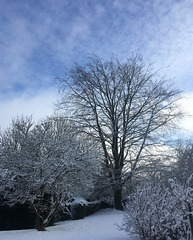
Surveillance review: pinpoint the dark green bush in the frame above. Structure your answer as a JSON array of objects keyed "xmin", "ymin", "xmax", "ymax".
[
  {"xmin": 0, "ymin": 203, "xmax": 35, "ymax": 230},
  {"xmin": 85, "ymin": 201, "xmax": 100, "ymax": 216},
  {"xmin": 71, "ymin": 201, "xmax": 86, "ymax": 220}
]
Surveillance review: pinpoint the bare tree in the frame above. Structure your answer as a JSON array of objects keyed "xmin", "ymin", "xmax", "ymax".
[
  {"xmin": 173, "ymin": 140, "xmax": 193, "ymax": 186},
  {"xmin": 0, "ymin": 116, "xmax": 99, "ymax": 230},
  {"xmin": 57, "ymin": 54, "xmax": 183, "ymax": 210}
]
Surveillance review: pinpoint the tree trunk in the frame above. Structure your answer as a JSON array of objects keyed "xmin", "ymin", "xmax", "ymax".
[
  {"xmin": 34, "ymin": 201, "xmax": 60, "ymax": 231},
  {"xmin": 34, "ymin": 213, "xmax": 51, "ymax": 231},
  {"xmin": 114, "ymin": 188, "xmax": 123, "ymax": 210},
  {"xmin": 35, "ymin": 213, "xmax": 46, "ymax": 231},
  {"xmin": 36, "ymin": 221, "xmax": 48, "ymax": 231}
]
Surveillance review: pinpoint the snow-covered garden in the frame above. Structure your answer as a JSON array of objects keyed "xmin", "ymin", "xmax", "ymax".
[{"xmin": 0, "ymin": 56, "xmax": 193, "ymax": 239}]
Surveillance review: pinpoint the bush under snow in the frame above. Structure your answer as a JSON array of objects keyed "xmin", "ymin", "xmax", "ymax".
[{"xmin": 121, "ymin": 176, "xmax": 193, "ymax": 240}]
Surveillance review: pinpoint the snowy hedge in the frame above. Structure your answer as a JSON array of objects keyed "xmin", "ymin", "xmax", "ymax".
[
  {"xmin": 121, "ymin": 176, "xmax": 193, "ymax": 240},
  {"xmin": 53, "ymin": 199, "xmax": 101, "ymax": 222}
]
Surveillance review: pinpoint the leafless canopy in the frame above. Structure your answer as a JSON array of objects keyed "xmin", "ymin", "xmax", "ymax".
[{"xmin": 57, "ymin": 54, "xmax": 183, "ymax": 209}]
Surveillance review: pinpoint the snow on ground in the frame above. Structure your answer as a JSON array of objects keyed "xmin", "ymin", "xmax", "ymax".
[{"xmin": 0, "ymin": 208, "xmax": 139, "ymax": 240}]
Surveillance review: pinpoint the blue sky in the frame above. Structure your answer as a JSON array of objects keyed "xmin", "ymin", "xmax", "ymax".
[{"xmin": 0, "ymin": 0, "xmax": 193, "ymax": 133}]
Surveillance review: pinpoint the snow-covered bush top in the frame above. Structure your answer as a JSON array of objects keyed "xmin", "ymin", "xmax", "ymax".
[{"xmin": 71, "ymin": 198, "xmax": 89, "ymax": 206}]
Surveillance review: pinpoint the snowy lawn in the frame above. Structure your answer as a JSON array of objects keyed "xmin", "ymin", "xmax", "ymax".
[{"xmin": 0, "ymin": 208, "xmax": 138, "ymax": 240}]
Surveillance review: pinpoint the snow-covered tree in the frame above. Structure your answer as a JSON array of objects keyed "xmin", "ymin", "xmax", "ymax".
[
  {"xmin": 0, "ymin": 116, "xmax": 99, "ymax": 231},
  {"xmin": 121, "ymin": 176, "xmax": 193, "ymax": 239},
  {"xmin": 57, "ymin": 54, "xmax": 182, "ymax": 209},
  {"xmin": 174, "ymin": 140, "xmax": 193, "ymax": 186}
]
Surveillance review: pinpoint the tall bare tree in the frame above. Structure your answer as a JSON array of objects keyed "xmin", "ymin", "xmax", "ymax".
[
  {"xmin": 57, "ymin": 54, "xmax": 182, "ymax": 209},
  {"xmin": 174, "ymin": 140, "xmax": 193, "ymax": 186}
]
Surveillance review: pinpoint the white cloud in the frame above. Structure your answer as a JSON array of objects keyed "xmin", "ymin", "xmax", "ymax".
[
  {"xmin": 0, "ymin": 88, "xmax": 58, "ymax": 131},
  {"xmin": 178, "ymin": 92, "xmax": 193, "ymax": 135}
]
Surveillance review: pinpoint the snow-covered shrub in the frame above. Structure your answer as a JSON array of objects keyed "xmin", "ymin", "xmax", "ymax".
[
  {"xmin": 53, "ymin": 200, "xmax": 100, "ymax": 222},
  {"xmin": 121, "ymin": 176, "xmax": 193, "ymax": 240}
]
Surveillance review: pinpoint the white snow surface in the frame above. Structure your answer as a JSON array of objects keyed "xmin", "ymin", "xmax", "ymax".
[{"xmin": 0, "ymin": 208, "xmax": 138, "ymax": 240}]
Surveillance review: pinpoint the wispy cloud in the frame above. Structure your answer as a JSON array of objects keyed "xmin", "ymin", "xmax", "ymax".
[{"xmin": 132, "ymin": 0, "xmax": 193, "ymax": 90}]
